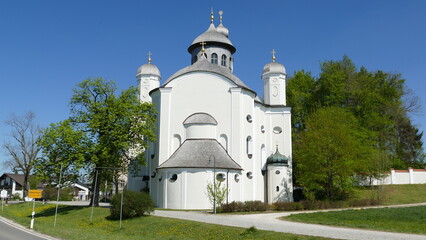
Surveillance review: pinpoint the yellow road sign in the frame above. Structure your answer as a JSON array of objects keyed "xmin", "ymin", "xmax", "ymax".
[{"xmin": 28, "ymin": 190, "xmax": 43, "ymax": 199}]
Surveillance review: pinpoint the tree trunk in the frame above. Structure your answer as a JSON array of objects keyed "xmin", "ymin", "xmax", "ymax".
[
  {"xmin": 89, "ymin": 170, "xmax": 101, "ymax": 207},
  {"xmin": 23, "ymin": 171, "xmax": 30, "ymax": 201}
]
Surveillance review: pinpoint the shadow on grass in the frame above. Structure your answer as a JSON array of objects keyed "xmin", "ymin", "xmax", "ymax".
[{"xmin": 27, "ymin": 205, "xmax": 86, "ymax": 218}]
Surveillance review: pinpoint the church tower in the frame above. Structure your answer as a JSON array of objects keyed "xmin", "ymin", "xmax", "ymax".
[
  {"xmin": 187, "ymin": 10, "xmax": 236, "ymax": 72},
  {"xmin": 136, "ymin": 52, "xmax": 161, "ymax": 103},
  {"xmin": 262, "ymin": 50, "xmax": 287, "ymax": 105}
]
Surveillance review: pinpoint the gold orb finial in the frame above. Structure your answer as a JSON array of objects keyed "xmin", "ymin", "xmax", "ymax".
[
  {"xmin": 147, "ymin": 51, "xmax": 152, "ymax": 64},
  {"xmin": 219, "ymin": 10, "xmax": 223, "ymax": 23},
  {"xmin": 210, "ymin": 8, "xmax": 214, "ymax": 23},
  {"xmin": 271, "ymin": 49, "xmax": 276, "ymax": 62}
]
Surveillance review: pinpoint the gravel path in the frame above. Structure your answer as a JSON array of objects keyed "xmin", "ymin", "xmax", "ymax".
[{"xmin": 153, "ymin": 204, "xmax": 426, "ymax": 240}]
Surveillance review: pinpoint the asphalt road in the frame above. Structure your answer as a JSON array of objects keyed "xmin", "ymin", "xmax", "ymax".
[{"xmin": 0, "ymin": 215, "xmax": 58, "ymax": 240}]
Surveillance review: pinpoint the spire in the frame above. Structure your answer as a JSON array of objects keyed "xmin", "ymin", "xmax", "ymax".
[
  {"xmin": 271, "ymin": 49, "xmax": 276, "ymax": 62},
  {"xmin": 210, "ymin": 8, "xmax": 214, "ymax": 23},
  {"xmin": 147, "ymin": 51, "xmax": 152, "ymax": 64},
  {"xmin": 216, "ymin": 10, "xmax": 229, "ymax": 37}
]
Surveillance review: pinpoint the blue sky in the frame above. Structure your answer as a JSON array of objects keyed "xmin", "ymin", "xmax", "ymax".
[{"xmin": 1, "ymin": 0, "xmax": 425, "ymax": 172}]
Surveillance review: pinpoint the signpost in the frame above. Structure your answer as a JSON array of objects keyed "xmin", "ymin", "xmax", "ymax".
[{"xmin": 28, "ymin": 190, "xmax": 43, "ymax": 229}]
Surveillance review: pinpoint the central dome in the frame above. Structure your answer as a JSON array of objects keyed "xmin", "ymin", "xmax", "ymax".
[{"xmin": 188, "ymin": 23, "xmax": 236, "ymax": 54}]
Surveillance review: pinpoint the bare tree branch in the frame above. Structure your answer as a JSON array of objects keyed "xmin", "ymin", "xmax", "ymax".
[{"xmin": 2, "ymin": 112, "xmax": 42, "ymax": 199}]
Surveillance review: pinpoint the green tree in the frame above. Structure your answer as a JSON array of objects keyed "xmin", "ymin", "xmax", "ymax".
[
  {"xmin": 36, "ymin": 77, "xmax": 156, "ymax": 206},
  {"xmin": 206, "ymin": 180, "xmax": 229, "ymax": 210},
  {"xmin": 35, "ymin": 119, "xmax": 89, "ymax": 184},
  {"xmin": 295, "ymin": 106, "xmax": 376, "ymax": 200},
  {"xmin": 288, "ymin": 56, "xmax": 423, "ymax": 169},
  {"xmin": 287, "ymin": 70, "xmax": 316, "ymax": 132}
]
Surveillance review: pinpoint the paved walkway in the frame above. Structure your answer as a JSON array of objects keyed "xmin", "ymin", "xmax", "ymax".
[{"xmin": 153, "ymin": 203, "xmax": 426, "ymax": 240}]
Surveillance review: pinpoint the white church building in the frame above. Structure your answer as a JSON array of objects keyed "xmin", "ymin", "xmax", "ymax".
[{"xmin": 128, "ymin": 11, "xmax": 293, "ymax": 209}]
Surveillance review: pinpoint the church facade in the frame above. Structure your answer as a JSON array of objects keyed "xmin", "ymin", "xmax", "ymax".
[{"xmin": 127, "ymin": 12, "xmax": 293, "ymax": 209}]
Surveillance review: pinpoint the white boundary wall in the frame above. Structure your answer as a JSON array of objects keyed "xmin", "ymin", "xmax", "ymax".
[{"xmin": 358, "ymin": 168, "xmax": 426, "ymax": 185}]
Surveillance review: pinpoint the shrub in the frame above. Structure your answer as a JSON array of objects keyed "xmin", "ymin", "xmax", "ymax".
[
  {"xmin": 42, "ymin": 187, "xmax": 73, "ymax": 201},
  {"xmin": 243, "ymin": 201, "xmax": 268, "ymax": 212},
  {"xmin": 273, "ymin": 202, "xmax": 304, "ymax": 211},
  {"xmin": 300, "ymin": 199, "xmax": 318, "ymax": 210},
  {"xmin": 221, "ymin": 201, "xmax": 245, "ymax": 212},
  {"xmin": 110, "ymin": 190, "xmax": 154, "ymax": 220}
]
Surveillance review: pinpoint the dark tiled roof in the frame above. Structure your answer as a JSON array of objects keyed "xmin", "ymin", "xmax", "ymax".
[{"xmin": 158, "ymin": 139, "xmax": 242, "ymax": 170}]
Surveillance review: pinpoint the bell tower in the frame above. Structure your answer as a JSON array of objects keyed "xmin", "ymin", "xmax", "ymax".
[
  {"xmin": 136, "ymin": 52, "xmax": 161, "ymax": 103},
  {"xmin": 262, "ymin": 50, "xmax": 287, "ymax": 105}
]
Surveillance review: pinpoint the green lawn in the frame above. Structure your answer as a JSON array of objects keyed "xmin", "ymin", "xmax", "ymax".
[
  {"xmin": 354, "ymin": 184, "xmax": 426, "ymax": 205},
  {"xmin": 0, "ymin": 202, "xmax": 328, "ymax": 240},
  {"xmin": 285, "ymin": 205, "xmax": 426, "ymax": 234}
]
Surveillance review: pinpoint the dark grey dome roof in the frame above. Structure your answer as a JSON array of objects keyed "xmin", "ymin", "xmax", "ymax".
[
  {"xmin": 183, "ymin": 112, "xmax": 217, "ymax": 125},
  {"xmin": 188, "ymin": 23, "xmax": 236, "ymax": 54}
]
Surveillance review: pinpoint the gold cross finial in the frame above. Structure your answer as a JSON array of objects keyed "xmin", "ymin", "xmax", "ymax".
[
  {"xmin": 147, "ymin": 51, "xmax": 152, "ymax": 64},
  {"xmin": 271, "ymin": 49, "xmax": 276, "ymax": 62},
  {"xmin": 200, "ymin": 42, "xmax": 206, "ymax": 53},
  {"xmin": 210, "ymin": 8, "xmax": 214, "ymax": 23},
  {"xmin": 219, "ymin": 10, "xmax": 223, "ymax": 24}
]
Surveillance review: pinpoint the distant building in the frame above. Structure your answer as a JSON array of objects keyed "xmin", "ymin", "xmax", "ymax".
[
  {"xmin": 0, "ymin": 173, "xmax": 44, "ymax": 198},
  {"xmin": 128, "ymin": 11, "xmax": 293, "ymax": 209}
]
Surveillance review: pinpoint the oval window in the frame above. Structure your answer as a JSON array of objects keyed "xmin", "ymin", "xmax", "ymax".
[
  {"xmin": 234, "ymin": 174, "xmax": 240, "ymax": 182},
  {"xmin": 273, "ymin": 126, "xmax": 282, "ymax": 134},
  {"xmin": 246, "ymin": 115, "xmax": 252, "ymax": 123},
  {"xmin": 275, "ymin": 170, "xmax": 280, "ymax": 175},
  {"xmin": 170, "ymin": 174, "xmax": 178, "ymax": 182},
  {"xmin": 261, "ymin": 125, "xmax": 265, "ymax": 133}
]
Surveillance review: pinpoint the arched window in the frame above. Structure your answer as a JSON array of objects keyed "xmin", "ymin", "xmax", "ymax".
[
  {"xmin": 221, "ymin": 54, "xmax": 227, "ymax": 66},
  {"xmin": 219, "ymin": 134, "xmax": 228, "ymax": 152},
  {"xmin": 211, "ymin": 53, "xmax": 218, "ymax": 64},
  {"xmin": 172, "ymin": 134, "xmax": 181, "ymax": 154}
]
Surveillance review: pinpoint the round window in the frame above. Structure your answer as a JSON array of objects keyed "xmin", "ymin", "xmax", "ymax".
[
  {"xmin": 275, "ymin": 170, "xmax": 280, "ymax": 175},
  {"xmin": 216, "ymin": 173, "xmax": 225, "ymax": 182},
  {"xmin": 246, "ymin": 172, "xmax": 253, "ymax": 179}
]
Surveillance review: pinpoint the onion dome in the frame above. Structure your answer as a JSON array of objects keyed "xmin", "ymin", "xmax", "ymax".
[
  {"xmin": 216, "ymin": 10, "xmax": 229, "ymax": 37},
  {"xmin": 188, "ymin": 11, "xmax": 235, "ymax": 54},
  {"xmin": 136, "ymin": 52, "xmax": 161, "ymax": 78},
  {"xmin": 266, "ymin": 147, "xmax": 288, "ymax": 165},
  {"xmin": 262, "ymin": 49, "xmax": 286, "ymax": 75}
]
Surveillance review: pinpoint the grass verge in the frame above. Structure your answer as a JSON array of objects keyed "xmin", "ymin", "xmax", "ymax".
[
  {"xmin": 354, "ymin": 184, "xmax": 426, "ymax": 205},
  {"xmin": 285, "ymin": 205, "xmax": 426, "ymax": 234},
  {"xmin": 0, "ymin": 202, "xmax": 329, "ymax": 240}
]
